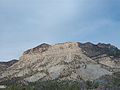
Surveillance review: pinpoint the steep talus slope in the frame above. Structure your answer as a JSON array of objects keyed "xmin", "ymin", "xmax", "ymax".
[{"xmin": 0, "ymin": 42, "xmax": 113, "ymax": 83}]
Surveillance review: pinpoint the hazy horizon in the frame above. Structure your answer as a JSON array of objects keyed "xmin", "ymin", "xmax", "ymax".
[{"xmin": 0, "ymin": 0, "xmax": 120, "ymax": 61}]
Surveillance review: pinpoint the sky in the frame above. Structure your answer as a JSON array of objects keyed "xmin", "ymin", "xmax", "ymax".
[{"xmin": 0, "ymin": 0, "xmax": 120, "ymax": 61}]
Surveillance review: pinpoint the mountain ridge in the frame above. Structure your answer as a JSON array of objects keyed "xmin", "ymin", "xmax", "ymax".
[{"xmin": 0, "ymin": 42, "xmax": 120, "ymax": 89}]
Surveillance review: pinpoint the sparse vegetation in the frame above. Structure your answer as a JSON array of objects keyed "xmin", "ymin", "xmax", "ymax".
[
  {"xmin": 2, "ymin": 72, "xmax": 120, "ymax": 90},
  {"xmin": 108, "ymin": 47, "xmax": 120, "ymax": 58},
  {"xmin": 6, "ymin": 85, "xmax": 35, "ymax": 90},
  {"xmin": 5, "ymin": 80, "xmax": 100, "ymax": 90},
  {"xmin": 112, "ymin": 72, "xmax": 120, "ymax": 87},
  {"xmin": 85, "ymin": 80, "xmax": 99, "ymax": 89}
]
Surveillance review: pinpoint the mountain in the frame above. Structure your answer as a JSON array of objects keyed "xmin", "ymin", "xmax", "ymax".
[
  {"xmin": 0, "ymin": 59, "xmax": 18, "ymax": 67},
  {"xmin": 0, "ymin": 59, "xmax": 18, "ymax": 74},
  {"xmin": 0, "ymin": 42, "xmax": 120, "ymax": 89},
  {"xmin": 80, "ymin": 42, "xmax": 120, "ymax": 58}
]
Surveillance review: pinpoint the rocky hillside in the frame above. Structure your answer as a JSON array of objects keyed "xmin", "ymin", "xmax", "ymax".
[
  {"xmin": 80, "ymin": 42, "xmax": 120, "ymax": 58},
  {"xmin": 80, "ymin": 42, "xmax": 120, "ymax": 72},
  {"xmin": 0, "ymin": 59, "xmax": 18, "ymax": 74},
  {"xmin": 0, "ymin": 42, "xmax": 120, "ymax": 84}
]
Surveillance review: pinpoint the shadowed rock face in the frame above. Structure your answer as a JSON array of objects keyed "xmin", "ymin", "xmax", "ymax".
[
  {"xmin": 80, "ymin": 42, "xmax": 120, "ymax": 58},
  {"xmin": 0, "ymin": 59, "xmax": 18, "ymax": 67},
  {"xmin": 23, "ymin": 43, "xmax": 51, "ymax": 55},
  {"xmin": 0, "ymin": 59, "xmax": 18, "ymax": 74}
]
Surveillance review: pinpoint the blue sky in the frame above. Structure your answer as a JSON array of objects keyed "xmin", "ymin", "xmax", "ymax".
[{"xmin": 0, "ymin": 0, "xmax": 120, "ymax": 61}]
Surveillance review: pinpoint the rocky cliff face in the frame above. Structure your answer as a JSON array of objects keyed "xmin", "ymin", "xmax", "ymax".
[
  {"xmin": 80, "ymin": 42, "xmax": 120, "ymax": 58},
  {"xmin": 80, "ymin": 42, "xmax": 120, "ymax": 72},
  {"xmin": 0, "ymin": 42, "xmax": 120, "ymax": 83}
]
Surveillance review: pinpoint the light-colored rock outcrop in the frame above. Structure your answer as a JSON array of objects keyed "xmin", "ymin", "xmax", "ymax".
[{"xmin": 0, "ymin": 42, "xmax": 116, "ymax": 82}]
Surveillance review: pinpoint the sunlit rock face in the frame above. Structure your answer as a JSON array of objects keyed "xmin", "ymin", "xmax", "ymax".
[{"xmin": 1, "ymin": 42, "xmax": 120, "ymax": 82}]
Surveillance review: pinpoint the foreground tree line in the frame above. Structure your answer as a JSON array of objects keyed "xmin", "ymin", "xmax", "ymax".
[{"xmin": 0, "ymin": 72, "xmax": 120, "ymax": 90}]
